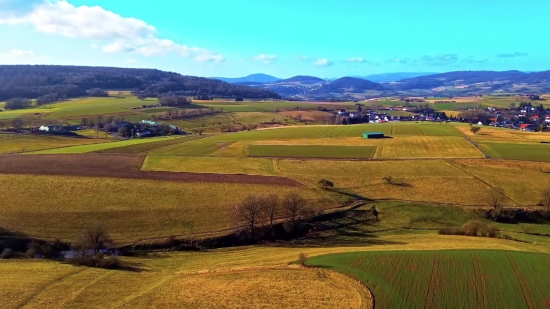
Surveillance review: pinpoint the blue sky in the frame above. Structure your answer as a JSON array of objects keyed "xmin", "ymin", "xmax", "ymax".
[{"xmin": 0, "ymin": 0, "xmax": 548, "ymax": 78}]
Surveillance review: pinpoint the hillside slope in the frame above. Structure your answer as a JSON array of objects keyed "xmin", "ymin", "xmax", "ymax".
[{"xmin": 0, "ymin": 65, "xmax": 280, "ymax": 100}]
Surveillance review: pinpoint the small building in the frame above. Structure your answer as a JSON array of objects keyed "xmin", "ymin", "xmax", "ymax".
[{"xmin": 362, "ymin": 132, "xmax": 385, "ymax": 139}]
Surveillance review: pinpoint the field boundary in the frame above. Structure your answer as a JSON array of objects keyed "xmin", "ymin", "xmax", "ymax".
[
  {"xmin": 446, "ymin": 160, "xmax": 525, "ymax": 207},
  {"xmin": 464, "ymin": 137, "xmax": 491, "ymax": 158}
]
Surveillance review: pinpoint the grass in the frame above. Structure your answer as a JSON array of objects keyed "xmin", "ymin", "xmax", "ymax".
[
  {"xmin": 0, "ymin": 134, "xmax": 109, "ymax": 154},
  {"xmin": 248, "ymin": 145, "xmax": 376, "ymax": 158},
  {"xmin": 0, "ymin": 174, "xmax": 327, "ymax": 243},
  {"xmin": 29, "ymin": 136, "xmax": 182, "ymax": 154},
  {"xmin": 477, "ymin": 141, "xmax": 550, "ymax": 162},
  {"xmin": 94, "ymin": 135, "xmax": 206, "ymax": 154},
  {"xmin": 140, "ymin": 156, "xmax": 546, "ymax": 206},
  {"xmin": 149, "ymin": 138, "xmax": 233, "ymax": 156},
  {"xmin": 2, "ymin": 233, "xmax": 550, "ymax": 309},
  {"xmin": 308, "ymin": 250, "xmax": 550, "ymax": 309},
  {"xmin": 142, "ymin": 156, "xmax": 278, "ymax": 175}
]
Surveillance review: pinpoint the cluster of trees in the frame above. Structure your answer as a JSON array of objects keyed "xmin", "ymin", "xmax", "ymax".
[
  {"xmin": 0, "ymin": 65, "xmax": 279, "ymax": 101},
  {"xmin": 4, "ymin": 98, "xmax": 32, "ymax": 110},
  {"xmin": 151, "ymin": 108, "xmax": 218, "ymax": 122},
  {"xmin": 158, "ymin": 95, "xmax": 192, "ymax": 107},
  {"xmin": 232, "ymin": 193, "xmax": 312, "ymax": 240},
  {"xmin": 88, "ymin": 88, "xmax": 109, "ymax": 97},
  {"xmin": 36, "ymin": 93, "xmax": 66, "ymax": 105}
]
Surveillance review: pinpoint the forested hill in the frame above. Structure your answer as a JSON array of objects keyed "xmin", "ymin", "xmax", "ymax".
[{"xmin": 0, "ymin": 65, "xmax": 280, "ymax": 101}]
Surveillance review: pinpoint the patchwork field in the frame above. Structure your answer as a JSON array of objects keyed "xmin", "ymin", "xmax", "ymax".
[
  {"xmin": 308, "ymin": 250, "xmax": 550, "ymax": 309},
  {"xmin": 29, "ymin": 136, "xmax": 184, "ymax": 154}
]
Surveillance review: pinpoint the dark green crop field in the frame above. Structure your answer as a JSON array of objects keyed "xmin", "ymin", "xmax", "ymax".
[
  {"xmin": 478, "ymin": 142, "xmax": 550, "ymax": 162},
  {"xmin": 308, "ymin": 250, "xmax": 550, "ymax": 309},
  {"xmin": 248, "ymin": 145, "xmax": 376, "ymax": 158}
]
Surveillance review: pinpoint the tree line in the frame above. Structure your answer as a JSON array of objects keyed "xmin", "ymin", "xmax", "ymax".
[{"xmin": 0, "ymin": 65, "xmax": 279, "ymax": 101}]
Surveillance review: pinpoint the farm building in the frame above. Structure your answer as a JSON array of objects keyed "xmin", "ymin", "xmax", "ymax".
[{"xmin": 362, "ymin": 132, "xmax": 385, "ymax": 139}]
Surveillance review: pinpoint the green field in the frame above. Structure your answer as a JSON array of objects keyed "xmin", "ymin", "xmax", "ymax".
[
  {"xmin": 248, "ymin": 145, "xmax": 376, "ymax": 158},
  {"xmin": 308, "ymin": 250, "xmax": 550, "ymax": 309},
  {"xmin": 0, "ymin": 134, "xmax": 110, "ymax": 154},
  {"xmin": 94, "ymin": 135, "xmax": 206, "ymax": 154},
  {"xmin": 478, "ymin": 142, "xmax": 550, "ymax": 162},
  {"xmin": 29, "ymin": 136, "xmax": 183, "ymax": 154}
]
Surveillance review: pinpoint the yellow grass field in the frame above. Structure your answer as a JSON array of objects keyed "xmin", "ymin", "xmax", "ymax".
[
  {"xmin": 0, "ymin": 134, "xmax": 110, "ymax": 154},
  {"xmin": 143, "ymin": 156, "xmax": 278, "ymax": 175},
  {"xmin": 0, "ymin": 174, "xmax": 327, "ymax": 243},
  {"xmin": 141, "ymin": 157, "xmax": 547, "ymax": 206},
  {"xmin": 457, "ymin": 126, "xmax": 550, "ymax": 142},
  {"xmin": 454, "ymin": 159, "xmax": 550, "ymax": 205}
]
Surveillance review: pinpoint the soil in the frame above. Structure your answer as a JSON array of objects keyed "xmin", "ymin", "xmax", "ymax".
[{"xmin": 0, "ymin": 154, "xmax": 302, "ymax": 187}]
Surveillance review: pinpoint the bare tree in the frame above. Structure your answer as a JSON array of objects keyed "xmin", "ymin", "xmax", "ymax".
[
  {"xmin": 12, "ymin": 118, "xmax": 23, "ymax": 133},
  {"xmin": 263, "ymin": 194, "xmax": 279, "ymax": 236},
  {"xmin": 282, "ymin": 193, "xmax": 307, "ymax": 231},
  {"xmin": 74, "ymin": 223, "xmax": 112, "ymax": 256},
  {"xmin": 93, "ymin": 124, "xmax": 100, "ymax": 139},
  {"xmin": 487, "ymin": 187, "xmax": 505, "ymax": 209},
  {"xmin": 541, "ymin": 188, "xmax": 550, "ymax": 214},
  {"xmin": 235, "ymin": 195, "xmax": 265, "ymax": 240}
]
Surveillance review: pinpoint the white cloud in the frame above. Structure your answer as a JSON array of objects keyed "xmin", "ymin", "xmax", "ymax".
[
  {"xmin": 0, "ymin": 0, "xmax": 223, "ymax": 62},
  {"xmin": 313, "ymin": 58, "xmax": 333, "ymax": 67},
  {"xmin": 348, "ymin": 57, "xmax": 366, "ymax": 63},
  {"xmin": 0, "ymin": 49, "xmax": 49, "ymax": 64},
  {"xmin": 102, "ymin": 41, "xmax": 135, "ymax": 53},
  {"xmin": 125, "ymin": 58, "xmax": 136, "ymax": 64},
  {"xmin": 253, "ymin": 54, "xmax": 277, "ymax": 64},
  {"xmin": 294, "ymin": 55, "xmax": 309, "ymax": 61}
]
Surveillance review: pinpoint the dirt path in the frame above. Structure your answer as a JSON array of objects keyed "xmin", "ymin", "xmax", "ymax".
[
  {"xmin": 446, "ymin": 160, "xmax": 524, "ymax": 207},
  {"xmin": 464, "ymin": 137, "xmax": 491, "ymax": 158}
]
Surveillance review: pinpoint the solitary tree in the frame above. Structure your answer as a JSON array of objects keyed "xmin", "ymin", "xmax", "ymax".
[
  {"xmin": 487, "ymin": 187, "xmax": 505, "ymax": 210},
  {"xmin": 234, "ymin": 195, "xmax": 265, "ymax": 240},
  {"xmin": 11, "ymin": 118, "xmax": 23, "ymax": 133},
  {"xmin": 470, "ymin": 127, "xmax": 481, "ymax": 135},
  {"xmin": 93, "ymin": 124, "xmax": 100, "ymax": 139},
  {"xmin": 74, "ymin": 223, "xmax": 112, "ymax": 256},
  {"xmin": 81, "ymin": 118, "xmax": 89, "ymax": 127},
  {"xmin": 282, "ymin": 193, "xmax": 307, "ymax": 232},
  {"xmin": 318, "ymin": 179, "xmax": 334, "ymax": 190}
]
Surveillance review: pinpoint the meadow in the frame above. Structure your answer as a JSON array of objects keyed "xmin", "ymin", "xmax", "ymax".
[
  {"xmin": 29, "ymin": 136, "xmax": 184, "ymax": 154},
  {"xmin": 477, "ymin": 141, "xmax": 550, "ymax": 162},
  {"xmin": 0, "ymin": 134, "xmax": 110, "ymax": 154},
  {"xmin": 307, "ymin": 250, "xmax": 550, "ymax": 309},
  {"xmin": 0, "ymin": 173, "xmax": 327, "ymax": 243}
]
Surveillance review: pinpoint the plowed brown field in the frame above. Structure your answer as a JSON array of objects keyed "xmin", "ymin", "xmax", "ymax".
[{"xmin": 0, "ymin": 154, "xmax": 301, "ymax": 187}]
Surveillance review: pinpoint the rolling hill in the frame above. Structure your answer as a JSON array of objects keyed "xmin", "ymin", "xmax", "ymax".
[
  {"xmin": 0, "ymin": 66, "xmax": 280, "ymax": 101},
  {"xmin": 211, "ymin": 74, "xmax": 280, "ymax": 84}
]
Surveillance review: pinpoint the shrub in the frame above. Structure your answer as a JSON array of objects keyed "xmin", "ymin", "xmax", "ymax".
[
  {"xmin": 462, "ymin": 220, "xmax": 486, "ymax": 236},
  {"xmin": 25, "ymin": 248, "xmax": 37, "ymax": 259},
  {"xmin": 1, "ymin": 248, "xmax": 15, "ymax": 259},
  {"xmin": 67, "ymin": 254, "xmax": 122, "ymax": 269},
  {"xmin": 298, "ymin": 253, "xmax": 308, "ymax": 267},
  {"xmin": 488, "ymin": 227, "xmax": 501, "ymax": 238}
]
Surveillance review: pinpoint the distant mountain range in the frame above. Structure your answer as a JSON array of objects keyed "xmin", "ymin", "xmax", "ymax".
[
  {"xmin": 209, "ymin": 70, "xmax": 550, "ymax": 100},
  {"xmin": 211, "ymin": 74, "xmax": 280, "ymax": 84}
]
